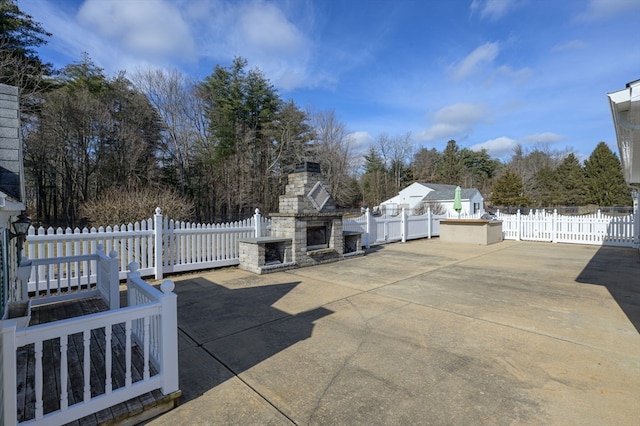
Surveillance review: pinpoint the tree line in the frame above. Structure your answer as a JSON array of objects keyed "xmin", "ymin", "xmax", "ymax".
[
  {"xmin": 1, "ymin": 1, "xmax": 631, "ymax": 228},
  {"xmin": 360, "ymin": 138, "xmax": 631, "ymax": 212}
]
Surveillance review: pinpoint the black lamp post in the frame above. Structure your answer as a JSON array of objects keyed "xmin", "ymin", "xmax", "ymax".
[{"xmin": 10, "ymin": 212, "xmax": 31, "ymax": 263}]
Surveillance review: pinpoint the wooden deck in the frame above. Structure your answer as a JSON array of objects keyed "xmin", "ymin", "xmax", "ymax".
[{"xmin": 16, "ymin": 296, "xmax": 180, "ymax": 425}]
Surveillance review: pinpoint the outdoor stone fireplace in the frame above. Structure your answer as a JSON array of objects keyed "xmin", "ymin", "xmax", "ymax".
[{"xmin": 239, "ymin": 162, "xmax": 363, "ymax": 274}]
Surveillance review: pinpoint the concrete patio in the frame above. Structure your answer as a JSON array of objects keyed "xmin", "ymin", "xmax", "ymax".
[{"xmin": 145, "ymin": 239, "xmax": 640, "ymax": 425}]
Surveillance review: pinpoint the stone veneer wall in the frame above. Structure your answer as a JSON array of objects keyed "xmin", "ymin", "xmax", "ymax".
[
  {"xmin": 271, "ymin": 167, "xmax": 345, "ymax": 268},
  {"xmin": 278, "ymin": 171, "xmax": 337, "ymax": 214}
]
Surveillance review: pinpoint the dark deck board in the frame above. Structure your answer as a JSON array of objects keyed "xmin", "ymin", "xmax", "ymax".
[{"xmin": 14, "ymin": 296, "xmax": 172, "ymax": 425}]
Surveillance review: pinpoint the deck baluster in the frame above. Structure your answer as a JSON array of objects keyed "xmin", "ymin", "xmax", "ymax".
[
  {"xmin": 35, "ymin": 340, "xmax": 43, "ymax": 420},
  {"xmin": 106, "ymin": 325, "xmax": 113, "ymax": 394},
  {"xmin": 143, "ymin": 316, "xmax": 150, "ymax": 380},
  {"xmin": 60, "ymin": 335, "xmax": 69, "ymax": 410},
  {"xmin": 125, "ymin": 320, "xmax": 132, "ymax": 387},
  {"xmin": 83, "ymin": 329, "xmax": 91, "ymax": 401}
]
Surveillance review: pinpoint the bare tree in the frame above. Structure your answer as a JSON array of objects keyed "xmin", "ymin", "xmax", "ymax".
[
  {"xmin": 388, "ymin": 132, "xmax": 413, "ymax": 193},
  {"xmin": 309, "ymin": 109, "xmax": 358, "ymax": 207},
  {"xmin": 132, "ymin": 68, "xmax": 206, "ymax": 196}
]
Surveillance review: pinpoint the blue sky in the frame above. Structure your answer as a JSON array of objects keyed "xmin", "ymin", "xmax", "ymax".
[{"xmin": 20, "ymin": 0, "xmax": 640, "ymax": 162}]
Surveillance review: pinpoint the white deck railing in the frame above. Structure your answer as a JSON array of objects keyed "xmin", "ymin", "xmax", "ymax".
[
  {"xmin": 0, "ymin": 256, "xmax": 178, "ymax": 425},
  {"xmin": 18, "ymin": 245, "xmax": 119, "ymax": 308}
]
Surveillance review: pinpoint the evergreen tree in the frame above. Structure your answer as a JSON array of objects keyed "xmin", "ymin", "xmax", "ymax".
[
  {"xmin": 360, "ymin": 147, "xmax": 387, "ymax": 207},
  {"xmin": 584, "ymin": 142, "xmax": 631, "ymax": 206},
  {"xmin": 491, "ymin": 168, "xmax": 531, "ymax": 210},
  {"xmin": 555, "ymin": 153, "xmax": 588, "ymax": 206},
  {"xmin": 460, "ymin": 147, "xmax": 499, "ymax": 193},
  {"xmin": 411, "ymin": 146, "xmax": 440, "ymax": 182},
  {"xmin": 532, "ymin": 165, "xmax": 559, "ymax": 207},
  {"xmin": 436, "ymin": 140, "xmax": 462, "ymax": 184},
  {"xmin": 0, "ymin": 0, "xmax": 53, "ymax": 95}
]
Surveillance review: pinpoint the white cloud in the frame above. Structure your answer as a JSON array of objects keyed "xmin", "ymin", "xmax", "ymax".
[
  {"xmin": 470, "ymin": 0, "xmax": 520, "ymax": 21},
  {"xmin": 77, "ymin": 0, "xmax": 196, "ymax": 60},
  {"xmin": 449, "ymin": 42, "xmax": 499, "ymax": 80},
  {"xmin": 521, "ymin": 132, "xmax": 564, "ymax": 145},
  {"xmin": 470, "ymin": 137, "xmax": 518, "ymax": 158},
  {"xmin": 417, "ymin": 103, "xmax": 491, "ymax": 142},
  {"xmin": 551, "ymin": 40, "xmax": 588, "ymax": 52},
  {"xmin": 470, "ymin": 132, "xmax": 564, "ymax": 160},
  {"xmin": 348, "ymin": 131, "xmax": 374, "ymax": 155},
  {"xmin": 417, "ymin": 123, "xmax": 464, "ymax": 142},
  {"xmin": 239, "ymin": 1, "xmax": 306, "ymax": 54},
  {"xmin": 576, "ymin": 0, "xmax": 640, "ymax": 22},
  {"xmin": 433, "ymin": 103, "xmax": 488, "ymax": 124},
  {"xmin": 494, "ymin": 65, "xmax": 532, "ymax": 83}
]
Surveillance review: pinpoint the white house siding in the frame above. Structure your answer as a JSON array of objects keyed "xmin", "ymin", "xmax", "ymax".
[{"xmin": 380, "ymin": 183, "xmax": 484, "ymax": 216}]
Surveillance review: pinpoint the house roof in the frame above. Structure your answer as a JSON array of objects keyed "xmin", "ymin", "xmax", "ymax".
[
  {"xmin": 608, "ymin": 79, "xmax": 640, "ymax": 185},
  {"xmin": 419, "ymin": 183, "xmax": 478, "ymax": 201}
]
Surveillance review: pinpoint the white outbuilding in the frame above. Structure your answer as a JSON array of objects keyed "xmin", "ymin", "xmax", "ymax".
[{"xmin": 379, "ymin": 182, "xmax": 484, "ymax": 216}]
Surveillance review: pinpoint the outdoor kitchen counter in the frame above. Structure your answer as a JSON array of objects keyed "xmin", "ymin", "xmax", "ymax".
[{"xmin": 439, "ymin": 219, "xmax": 503, "ymax": 245}]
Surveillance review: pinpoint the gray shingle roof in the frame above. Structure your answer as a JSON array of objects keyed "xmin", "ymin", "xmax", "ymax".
[{"xmin": 420, "ymin": 183, "xmax": 478, "ymax": 201}]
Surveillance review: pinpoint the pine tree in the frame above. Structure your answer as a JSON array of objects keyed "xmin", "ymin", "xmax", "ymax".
[
  {"xmin": 436, "ymin": 140, "xmax": 462, "ymax": 184},
  {"xmin": 532, "ymin": 165, "xmax": 559, "ymax": 207},
  {"xmin": 555, "ymin": 153, "xmax": 588, "ymax": 206},
  {"xmin": 491, "ymin": 168, "xmax": 531, "ymax": 210},
  {"xmin": 584, "ymin": 142, "xmax": 631, "ymax": 206},
  {"xmin": 0, "ymin": 0, "xmax": 53, "ymax": 94}
]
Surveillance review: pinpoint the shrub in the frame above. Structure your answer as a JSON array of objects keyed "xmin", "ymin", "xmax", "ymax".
[
  {"xmin": 413, "ymin": 201, "xmax": 446, "ymax": 215},
  {"xmin": 80, "ymin": 186, "xmax": 195, "ymax": 226}
]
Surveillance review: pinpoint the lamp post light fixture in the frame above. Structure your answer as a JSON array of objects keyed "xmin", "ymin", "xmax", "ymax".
[{"xmin": 10, "ymin": 212, "xmax": 32, "ymax": 263}]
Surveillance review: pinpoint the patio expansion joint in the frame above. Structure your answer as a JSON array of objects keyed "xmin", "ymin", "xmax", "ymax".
[{"xmin": 178, "ymin": 322, "xmax": 300, "ymax": 425}]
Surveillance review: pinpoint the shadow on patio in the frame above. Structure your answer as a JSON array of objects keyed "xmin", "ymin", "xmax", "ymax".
[
  {"xmin": 576, "ymin": 245, "xmax": 640, "ymax": 333},
  {"xmin": 170, "ymin": 278, "xmax": 333, "ymax": 403}
]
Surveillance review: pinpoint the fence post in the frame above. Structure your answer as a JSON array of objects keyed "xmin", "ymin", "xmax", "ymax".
[
  {"xmin": 365, "ymin": 208, "xmax": 371, "ymax": 249},
  {"xmin": 107, "ymin": 249, "xmax": 119, "ymax": 309},
  {"xmin": 2, "ymin": 319, "xmax": 18, "ymax": 426},
  {"xmin": 401, "ymin": 208, "xmax": 407, "ymax": 243},
  {"xmin": 17, "ymin": 256, "xmax": 32, "ymax": 302},
  {"xmin": 516, "ymin": 209, "xmax": 521, "ymax": 241},
  {"xmin": 159, "ymin": 279, "xmax": 179, "ymax": 394},
  {"xmin": 154, "ymin": 207, "xmax": 163, "ymax": 280},
  {"xmin": 254, "ymin": 208, "xmax": 262, "ymax": 238},
  {"xmin": 633, "ymin": 190, "xmax": 640, "ymax": 248},
  {"xmin": 427, "ymin": 206, "xmax": 432, "ymax": 239},
  {"xmin": 552, "ymin": 209, "xmax": 558, "ymax": 243}
]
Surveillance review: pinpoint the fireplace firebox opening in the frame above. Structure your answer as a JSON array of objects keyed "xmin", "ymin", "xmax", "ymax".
[{"xmin": 306, "ymin": 221, "xmax": 331, "ymax": 251}]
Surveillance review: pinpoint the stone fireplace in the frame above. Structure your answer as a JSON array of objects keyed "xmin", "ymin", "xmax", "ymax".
[
  {"xmin": 239, "ymin": 162, "xmax": 363, "ymax": 273},
  {"xmin": 270, "ymin": 161, "xmax": 347, "ymax": 268}
]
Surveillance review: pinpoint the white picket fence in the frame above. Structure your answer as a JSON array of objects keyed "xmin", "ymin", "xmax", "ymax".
[
  {"xmin": 343, "ymin": 208, "xmax": 637, "ymax": 248},
  {"xmin": 19, "ymin": 207, "xmax": 637, "ymax": 285},
  {"xmin": 496, "ymin": 209, "xmax": 635, "ymax": 246},
  {"xmin": 23, "ymin": 208, "xmax": 270, "ymax": 280},
  {"xmin": 342, "ymin": 209, "xmax": 445, "ymax": 246}
]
